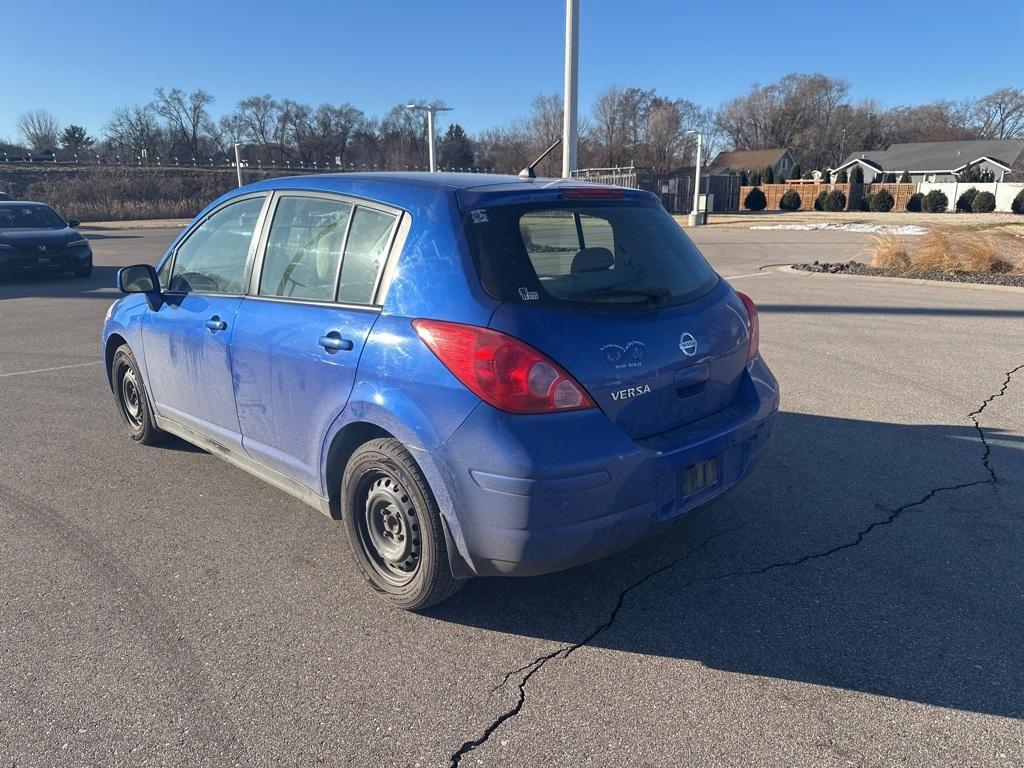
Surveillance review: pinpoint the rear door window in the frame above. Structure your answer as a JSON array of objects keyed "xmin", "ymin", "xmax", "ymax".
[
  {"xmin": 337, "ymin": 206, "xmax": 396, "ymax": 305},
  {"xmin": 466, "ymin": 200, "xmax": 718, "ymax": 312},
  {"xmin": 259, "ymin": 196, "xmax": 353, "ymax": 302}
]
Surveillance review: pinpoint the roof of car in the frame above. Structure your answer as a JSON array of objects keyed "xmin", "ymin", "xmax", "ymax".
[
  {"xmin": 246, "ymin": 171, "xmax": 621, "ymax": 195},
  {"xmin": 234, "ymin": 172, "xmax": 647, "ymax": 213}
]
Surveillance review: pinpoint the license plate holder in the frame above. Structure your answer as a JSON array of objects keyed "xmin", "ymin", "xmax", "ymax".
[
  {"xmin": 682, "ymin": 457, "xmax": 718, "ymax": 496},
  {"xmin": 37, "ymin": 256, "xmax": 51, "ymax": 267}
]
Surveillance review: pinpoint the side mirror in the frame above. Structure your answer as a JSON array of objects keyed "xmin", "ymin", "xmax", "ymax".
[
  {"xmin": 67, "ymin": 218, "xmax": 81, "ymax": 228},
  {"xmin": 117, "ymin": 264, "xmax": 160, "ymax": 294}
]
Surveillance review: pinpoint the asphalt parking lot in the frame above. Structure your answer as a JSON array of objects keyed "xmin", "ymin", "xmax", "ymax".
[{"xmin": 2, "ymin": 225, "xmax": 1022, "ymax": 767}]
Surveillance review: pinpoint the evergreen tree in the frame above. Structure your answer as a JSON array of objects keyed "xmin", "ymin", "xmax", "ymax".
[
  {"xmin": 59, "ymin": 124, "xmax": 94, "ymax": 152},
  {"xmin": 437, "ymin": 123, "xmax": 474, "ymax": 170},
  {"xmin": 836, "ymin": 169, "xmax": 849, "ymax": 183},
  {"xmin": 789, "ymin": 163, "xmax": 801, "ymax": 180}
]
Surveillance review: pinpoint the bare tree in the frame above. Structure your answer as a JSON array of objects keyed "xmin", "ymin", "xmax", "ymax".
[
  {"xmin": 152, "ymin": 88, "xmax": 215, "ymax": 156},
  {"xmin": 103, "ymin": 105, "xmax": 165, "ymax": 160},
  {"xmin": 17, "ymin": 110, "xmax": 61, "ymax": 152},
  {"xmin": 972, "ymin": 88, "xmax": 1024, "ymax": 139}
]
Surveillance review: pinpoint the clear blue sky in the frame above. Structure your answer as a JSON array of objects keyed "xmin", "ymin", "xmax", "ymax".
[{"xmin": 2, "ymin": 0, "xmax": 1021, "ymax": 142}]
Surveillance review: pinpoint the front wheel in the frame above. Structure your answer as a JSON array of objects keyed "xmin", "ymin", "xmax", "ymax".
[
  {"xmin": 74, "ymin": 260, "xmax": 93, "ymax": 278},
  {"xmin": 111, "ymin": 344, "xmax": 165, "ymax": 445},
  {"xmin": 341, "ymin": 438, "xmax": 463, "ymax": 610}
]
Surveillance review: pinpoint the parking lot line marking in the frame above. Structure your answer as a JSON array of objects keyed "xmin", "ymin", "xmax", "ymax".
[
  {"xmin": 724, "ymin": 272, "xmax": 773, "ymax": 281},
  {"xmin": 0, "ymin": 361, "xmax": 100, "ymax": 378}
]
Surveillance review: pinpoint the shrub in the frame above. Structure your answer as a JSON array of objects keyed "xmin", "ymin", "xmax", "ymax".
[
  {"xmin": 779, "ymin": 189, "xmax": 802, "ymax": 210},
  {"xmin": 851, "ymin": 166, "xmax": 864, "ymax": 183},
  {"xmin": 912, "ymin": 231, "xmax": 959, "ymax": 272},
  {"xmin": 752, "ymin": 172, "xmax": 762, "ymax": 185},
  {"xmin": 814, "ymin": 190, "xmax": 826, "ymax": 210},
  {"xmin": 738, "ymin": 170, "xmax": 749, "ymax": 185},
  {"xmin": 789, "ymin": 163, "xmax": 802, "ymax": 180},
  {"xmin": 819, "ymin": 170, "xmax": 830, "ymax": 183},
  {"xmin": 869, "ymin": 188, "xmax": 894, "ymax": 212},
  {"xmin": 821, "ymin": 189, "xmax": 847, "ymax": 212},
  {"xmin": 764, "ymin": 166, "xmax": 775, "ymax": 183},
  {"xmin": 972, "ymin": 191, "xmax": 996, "ymax": 213},
  {"xmin": 1012, "ymin": 188, "xmax": 1024, "ymax": 214},
  {"xmin": 869, "ymin": 235, "xmax": 910, "ymax": 270},
  {"xmin": 899, "ymin": 170, "xmax": 912, "ymax": 183},
  {"xmin": 906, "ymin": 192, "xmax": 924, "ymax": 212},
  {"xmin": 959, "ymin": 236, "xmax": 1011, "ymax": 272},
  {"xmin": 744, "ymin": 187, "xmax": 767, "ymax": 211},
  {"xmin": 955, "ymin": 187, "xmax": 978, "ymax": 212},
  {"xmin": 922, "ymin": 189, "xmax": 949, "ymax": 213},
  {"xmin": 836, "ymin": 169, "xmax": 848, "ymax": 183}
]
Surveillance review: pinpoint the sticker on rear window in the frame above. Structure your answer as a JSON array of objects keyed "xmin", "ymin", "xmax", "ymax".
[
  {"xmin": 470, "ymin": 209, "xmax": 489, "ymax": 224},
  {"xmin": 518, "ymin": 287, "xmax": 539, "ymax": 301}
]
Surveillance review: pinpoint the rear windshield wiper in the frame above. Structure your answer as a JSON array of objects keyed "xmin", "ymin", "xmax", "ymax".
[{"xmin": 570, "ymin": 284, "xmax": 671, "ymax": 302}]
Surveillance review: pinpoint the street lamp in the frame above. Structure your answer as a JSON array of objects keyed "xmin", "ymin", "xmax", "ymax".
[
  {"xmin": 405, "ymin": 103, "xmax": 453, "ymax": 172},
  {"xmin": 686, "ymin": 130, "xmax": 703, "ymax": 226}
]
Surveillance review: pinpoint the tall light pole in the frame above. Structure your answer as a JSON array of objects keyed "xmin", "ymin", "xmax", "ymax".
[
  {"xmin": 405, "ymin": 103, "xmax": 453, "ymax": 172},
  {"xmin": 562, "ymin": 0, "xmax": 579, "ymax": 178},
  {"xmin": 687, "ymin": 130, "xmax": 703, "ymax": 226}
]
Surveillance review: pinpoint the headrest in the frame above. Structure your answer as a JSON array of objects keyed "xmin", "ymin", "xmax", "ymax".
[{"xmin": 570, "ymin": 247, "xmax": 614, "ymax": 274}]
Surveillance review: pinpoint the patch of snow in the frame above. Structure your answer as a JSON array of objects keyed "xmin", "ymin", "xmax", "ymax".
[{"xmin": 749, "ymin": 222, "xmax": 927, "ymax": 235}]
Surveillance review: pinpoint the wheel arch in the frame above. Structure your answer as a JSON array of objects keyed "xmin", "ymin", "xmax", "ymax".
[
  {"xmin": 104, "ymin": 332, "xmax": 129, "ymax": 387},
  {"xmin": 323, "ymin": 419, "xmax": 476, "ymax": 579}
]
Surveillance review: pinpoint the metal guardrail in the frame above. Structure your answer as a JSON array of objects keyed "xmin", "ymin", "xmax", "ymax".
[{"xmin": 0, "ymin": 154, "xmax": 497, "ymax": 174}]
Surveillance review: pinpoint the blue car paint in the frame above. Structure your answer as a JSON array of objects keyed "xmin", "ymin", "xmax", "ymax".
[{"xmin": 103, "ymin": 173, "xmax": 779, "ymax": 579}]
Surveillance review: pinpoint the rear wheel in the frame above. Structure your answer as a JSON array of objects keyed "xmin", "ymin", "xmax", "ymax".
[
  {"xmin": 111, "ymin": 344, "xmax": 165, "ymax": 445},
  {"xmin": 341, "ymin": 438, "xmax": 462, "ymax": 610}
]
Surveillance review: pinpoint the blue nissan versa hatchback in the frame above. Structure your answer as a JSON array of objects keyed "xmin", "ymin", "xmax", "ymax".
[{"xmin": 103, "ymin": 173, "xmax": 779, "ymax": 609}]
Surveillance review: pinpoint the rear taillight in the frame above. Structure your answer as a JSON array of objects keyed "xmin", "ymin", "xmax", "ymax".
[
  {"xmin": 412, "ymin": 319, "xmax": 594, "ymax": 414},
  {"xmin": 737, "ymin": 292, "xmax": 759, "ymax": 361}
]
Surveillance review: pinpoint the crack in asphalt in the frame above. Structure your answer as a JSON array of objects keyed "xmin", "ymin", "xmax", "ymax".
[
  {"xmin": 446, "ymin": 365, "xmax": 1022, "ymax": 767},
  {"xmin": 967, "ymin": 363, "xmax": 1024, "ymax": 483}
]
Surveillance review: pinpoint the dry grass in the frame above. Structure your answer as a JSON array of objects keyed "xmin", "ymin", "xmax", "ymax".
[
  {"xmin": 868, "ymin": 235, "xmax": 911, "ymax": 270},
  {"xmin": 910, "ymin": 231, "xmax": 961, "ymax": 273},
  {"xmin": 958, "ymin": 236, "xmax": 1012, "ymax": 273}
]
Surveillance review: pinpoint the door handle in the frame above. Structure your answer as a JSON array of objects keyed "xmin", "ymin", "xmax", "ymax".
[
  {"xmin": 319, "ymin": 331, "xmax": 354, "ymax": 353},
  {"xmin": 205, "ymin": 316, "xmax": 227, "ymax": 332}
]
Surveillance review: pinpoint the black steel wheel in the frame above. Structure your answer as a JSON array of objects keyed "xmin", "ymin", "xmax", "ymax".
[
  {"xmin": 110, "ymin": 344, "xmax": 165, "ymax": 445},
  {"xmin": 341, "ymin": 438, "xmax": 463, "ymax": 610}
]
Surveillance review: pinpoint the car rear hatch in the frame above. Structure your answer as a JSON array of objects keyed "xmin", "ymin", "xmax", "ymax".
[{"xmin": 460, "ymin": 188, "xmax": 751, "ymax": 440}]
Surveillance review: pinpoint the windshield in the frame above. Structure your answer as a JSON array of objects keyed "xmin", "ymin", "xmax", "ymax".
[
  {"xmin": 0, "ymin": 204, "xmax": 66, "ymax": 230},
  {"xmin": 463, "ymin": 200, "xmax": 719, "ymax": 313}
]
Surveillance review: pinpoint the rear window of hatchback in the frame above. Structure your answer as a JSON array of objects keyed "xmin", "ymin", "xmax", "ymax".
[{"xmin": 463, "ymin": 199, "xmax": 719, "ymax": 313}]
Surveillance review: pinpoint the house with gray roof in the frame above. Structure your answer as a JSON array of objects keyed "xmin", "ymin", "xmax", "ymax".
[{"xmin": 831, "ymin": 139, "xmax": 1024, "ymax": 183}]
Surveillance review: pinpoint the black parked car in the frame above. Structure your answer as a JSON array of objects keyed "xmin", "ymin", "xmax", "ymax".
[{"xmin": 0, "ymin": 202, "xmax": 92, "ymax": 278}]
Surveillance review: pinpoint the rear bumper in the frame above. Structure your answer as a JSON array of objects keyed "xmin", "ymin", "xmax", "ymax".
[
  {"xmin": 437, "ymin": 356, "xmax": 780, "ymax": 577},
  {"xmin": 0, "ymin": 249, "xmax": 91, "ymax": 275}
]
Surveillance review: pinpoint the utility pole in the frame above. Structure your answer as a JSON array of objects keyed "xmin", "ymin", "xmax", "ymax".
[
  {"xmin": 687, "ymin": 130, "xmax": 703, "ymax": 226},
  {"xmin": 405, "ymin": 104, "xmax": 453, "ymax": 172},
  {"xmin": 234, "ymin": 143, "xmax": 243, "ymax": 187},
  {"xmin": 562, "ymin": 0, "xmax": 579, "ymax": 178}
]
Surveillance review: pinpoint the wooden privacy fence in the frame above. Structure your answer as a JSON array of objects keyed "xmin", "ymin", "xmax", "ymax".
[{"xmin": 739, "ymin": 182, "xmax": 919, "ymax": 211}]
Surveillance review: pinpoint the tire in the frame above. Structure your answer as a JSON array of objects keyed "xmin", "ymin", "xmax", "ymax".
[
  {"xmin": 341, "ymin": 438, "xmax": 463, "ymax": 610},
  {"xmin": 74, "ymin": 261, "xmax": 93, "ymax": 278},
  {"xmin": 110, "ymin": 344, "xmax": 165, "ymax": 445}
]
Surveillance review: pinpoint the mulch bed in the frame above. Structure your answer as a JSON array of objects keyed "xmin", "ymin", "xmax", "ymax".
[{"xmin": 793, "ymin": 261, "xmax": 1024, "ymax": 287}]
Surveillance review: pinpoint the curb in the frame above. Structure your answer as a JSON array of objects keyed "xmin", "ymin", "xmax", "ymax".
[
  {"xmin": 777, "ymin": 265, "xmax": 1024, "ymax": 294},
  {"xmin": 81, "ymin": 219, "xmax": 191, "ymax": 231}
]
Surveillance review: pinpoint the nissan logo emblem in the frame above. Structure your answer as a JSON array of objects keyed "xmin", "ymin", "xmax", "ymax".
[{"xmin": 679, "ymin": 332, "xmax": 698, "ymax": 357}]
